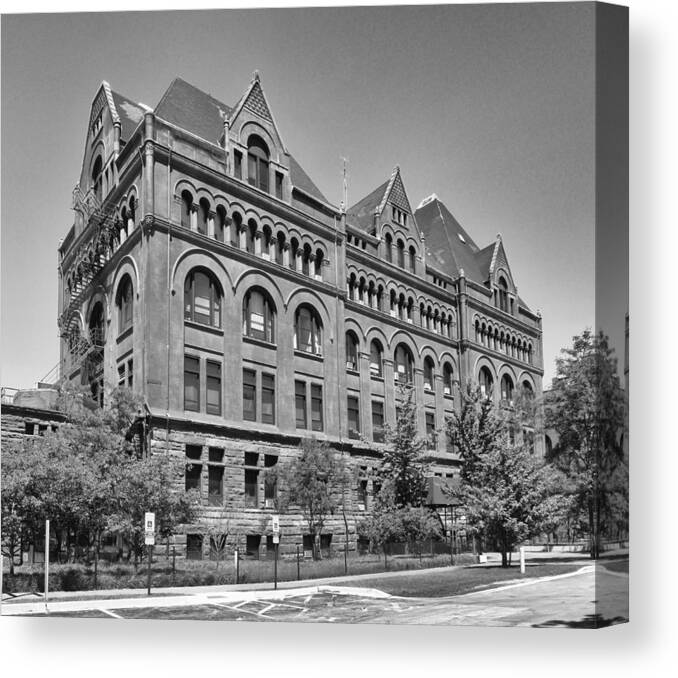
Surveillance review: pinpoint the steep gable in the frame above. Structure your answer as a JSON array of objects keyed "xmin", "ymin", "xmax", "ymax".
[{"xmin": 348, "ymin": 167, "xmax": 421, "ymax": 241}]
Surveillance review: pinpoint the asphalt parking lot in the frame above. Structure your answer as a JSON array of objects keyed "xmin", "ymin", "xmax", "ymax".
[{"xmin": 3, "ymin": 562, "xmax": 629, "ymax": 627}]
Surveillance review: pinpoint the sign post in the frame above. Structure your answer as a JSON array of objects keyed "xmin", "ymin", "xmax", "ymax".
[
  {"xmin": 144, "ymin": 512, "xmax": 155, "ymax": 596},
  {"xmin": 271, "ymin": 515, "xmax": 280, "ymax": 590},
  {"xmin": 44, "ymin": 519, "xmax": 50, "ymax": 613},
  {"xmin": 520, "ymin": 546, "xmax": 526, "ymax": 574}
]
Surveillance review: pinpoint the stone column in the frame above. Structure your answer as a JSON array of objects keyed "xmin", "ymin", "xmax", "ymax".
[
  {"xmin": 295, "ymin": 249, "xmax": 303, "ymax": 273},
  {"xmin": 282, "ymin": 243, "xmax": 290, "ymax": 268},
  {"xmin": 269, "ymin": 236, "xmax": 277, "ymax": 261},
  {"xmin": 239, "ymin": 225, "xmax": 247, "ymax": 249},
  {"xmin": 207, "ymin": 214, "xmax": 215, "ymax": 239},
  {"xmin": 190, "ymin": 206, "xmax": 198, "ymax": 232},
  {"xmin": 254, "ymin": 230, "xmax": 262, "ymax": 256}
]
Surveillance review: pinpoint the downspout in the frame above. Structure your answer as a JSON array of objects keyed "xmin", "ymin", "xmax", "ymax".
[{"xmin": 166, "ymin": 143, "xmax": 172, "ymax": 455}]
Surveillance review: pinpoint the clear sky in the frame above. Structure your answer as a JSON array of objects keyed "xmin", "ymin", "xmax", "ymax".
[{"xmin": 2, "ymin": 3, "xmax": 623, "ymax": 390}]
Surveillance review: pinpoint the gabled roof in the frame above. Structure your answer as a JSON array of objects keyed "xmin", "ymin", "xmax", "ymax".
[
  {"xmin": 288, "ymin": 155, "xmax": 327, "ymax": 204},
  {"xmin": 151, "ymin": 76, "xmax": 327, "ymax": 203},
  {"xmin": 155, "ymin": 77, "xmax": 232, "ymax": 145},
  {"xmin": 347, "ymin": 179, "xmax": 389, "ymax": 231},
  {"xmin": 415, "ymin": 195, "xmax": 484, "ymax": 283},
  {"xmin": 110, "ymin": 89, "xmax": 145, "ymax": 141}
]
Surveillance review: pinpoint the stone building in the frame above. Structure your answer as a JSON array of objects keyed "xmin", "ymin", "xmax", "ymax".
[{"xmin": 55, "ymin": 74, "xmax": 544, "ymax": 559}]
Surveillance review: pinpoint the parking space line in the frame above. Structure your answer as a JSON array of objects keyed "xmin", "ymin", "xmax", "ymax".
[{"xmin": 99, "ymin": 608, "xmax": 122, "ymax": 619}]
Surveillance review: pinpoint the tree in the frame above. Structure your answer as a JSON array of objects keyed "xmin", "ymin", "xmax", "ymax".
[
  {"xmin": 268, "ymin": 439, "xmax": 350, "ymax": 560},
  {"xmin": 446, "ymin": 383, "xmax": 567, "ymax": 567},
  {"xmin": 544, "ymin": 330, "xmax": 627, "ymax": 559},
  {"xmin": 358, "ymin": 386, "xmax": 439, "ymax": 556},
  {"xmin": 378, "ymin": 383, "xmax": 429, "ymax": 508},
  {"xmin": 1, "ymin": 384, "xmax": 198, "ymax": 566}
]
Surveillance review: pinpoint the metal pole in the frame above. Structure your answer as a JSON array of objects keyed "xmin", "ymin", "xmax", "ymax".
[
  {"xmin": 296, "ymin": 545, "xmax": 300, "ymax": 580},
  {"xmin": 274, "ymin": 542, "xmax": 278, "ymax": 590},
  {"xmin": 235, "ymin": 547, "xmax": 239, "ymax": 585},
  {"xmin": 146, "ymin": 544, "xmax": 152, "ymax": 596},
  {"xmin": 44, "ymin": 519, "xmax": 50, "ymax": 613},
  {"xmin": 344, "ymin": 539, "xmax": 348, "ymax": 575}
]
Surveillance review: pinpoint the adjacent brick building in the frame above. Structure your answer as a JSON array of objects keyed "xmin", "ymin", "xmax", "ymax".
[{"xmin": 55, "ymin": 73, "xmax": 544, "ymax": 558}]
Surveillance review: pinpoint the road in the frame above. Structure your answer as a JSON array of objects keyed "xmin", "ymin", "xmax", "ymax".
[{"xmin": 2, "ymin": 563, "xmax": 628, "ymax": 627}]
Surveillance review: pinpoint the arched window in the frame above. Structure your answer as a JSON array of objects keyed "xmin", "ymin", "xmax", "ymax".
[
  {"xmin": 423, "ymin": 357, "xmax": 434, "ymax": 391},
  {"xmin": 397, "ymin": 239, "xmax": 405, "ymax": 268},
  {"xmin": 409, "ymin": 245, "xmax": 416, "ymax": 272},
  {"xmin": 247, "ymin": 135, "xmax": 270, "ymax": 193},
  {"xmin": 184, "ymin": 269, "xmax": 222, "ymax": 328},
  {"xmin": 92, "ymin": 156, "xmax": 103, "ymax": 203},
  {"xmin": 294, "ymin": 305, "xmax": 322, "ymax": 355},
  {"xmin": 385, "ymin": 233, "xmax": 393, "ymax": 263},
  {"xmin": 314, "ymin": 249, "xmax": 324, "ymax": 280},
  {"xmin": 479, "ymin": 366, "xmax": 494, "ymax": 398},
  {"xmin": 394, "ymin": 343, "xmax": 414, "ymax": 384},
  {"xmin": 89, "ymin": 301, "xmax": 105, "ymax": 347},
  {"xmin": 443, "ymin": 363, "xmax": 453, "ymax": 396},
  {"xmin": 243, "ymin": 288, "xmax": 275, "ymax": 343},
  {"xmin": 498, "ymin": 276, "xmax": 509, "ymax": 313},
  {"xmin": 522, "ymin": 380, "xmax": 534, "ymax": 399},
  {"xmin": 276, "ymin": 232, "xmax": 286, "ymax": 265},
  {"xmin": 369, "ymin": 339, "xmax": 383, "ymax": 377},
  {"xmin": 116, "ymin": 275, "xmax": 134, "ymax": 334},
  {"xmin": 500, "ymin": 374, "xmax": 514, "ymax": 404},
  {"xmin": 215, "ymin": 205, "xmax": 226, "ymax": 242},
  {"xmin": 346, "ymin": 331, "xmax": 359, "ymax": 371},
  {"xmin": 246, "ymin": 221, "xmax": 257, "ymax": 254},
  {"xmin": 198, "ymin": 198, "xmax": 209, "ymax": 235},
  {"xmin": 181, "ymin": 191, "xmax": 193, "ymax": 229}
]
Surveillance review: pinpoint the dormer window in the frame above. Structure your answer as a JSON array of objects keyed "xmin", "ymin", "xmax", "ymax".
[
  {"xmin": 91, "ymin": 112, "xmax": 103, "ymax": 137},
  {"xmin": 247, "ymin": 135, "xmax": 270, "ymax": 193},
  {"xmin": 497, "ymin": 276, "xmax": 509, "ymax": 313}
]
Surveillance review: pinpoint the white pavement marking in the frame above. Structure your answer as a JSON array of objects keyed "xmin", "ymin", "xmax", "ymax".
[
  {"xmin": 210, "ymin": 602, "xmax": 268, "ymax": 619},
  {"xmin": 99, "ymin": 608, "xmax": 122, "ymax": 619},
  {"xmin": 259, "ymin": 604, "xmax": 275, "ymax": 615}
]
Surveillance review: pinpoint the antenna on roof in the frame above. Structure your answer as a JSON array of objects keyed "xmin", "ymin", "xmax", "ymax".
[{"xmin": 340, "ymin": 156, "xmax": 349, "ymax": 213}]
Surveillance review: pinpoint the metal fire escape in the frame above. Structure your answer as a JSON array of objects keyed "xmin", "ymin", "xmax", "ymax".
[{"xmin": 57, "ymin": 185, "xmax": 123, "ymax": 384}]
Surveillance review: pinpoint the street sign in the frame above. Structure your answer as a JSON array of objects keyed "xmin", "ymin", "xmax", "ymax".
[
  {"xmin": 271, "ymin": 515, "xmax": 280, "ymax": 534},
  {"xmin": 145, "ymin": 512, "xmax": 155, "ymax": 545},
  {"xmin": 273, "ymin": 534, "xmax": 280, "ymax": 544}
]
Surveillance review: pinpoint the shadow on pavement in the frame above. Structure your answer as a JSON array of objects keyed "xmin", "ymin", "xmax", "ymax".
[{"xmin": 533, "ymin": 614, "xmax": 628, "ymax": 628}]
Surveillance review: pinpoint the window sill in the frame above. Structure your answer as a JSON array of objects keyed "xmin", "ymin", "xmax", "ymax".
[
  {"xmin": 294, "ymin": 350, "xmax": 323, "ymax": 362},
  {"xmin": 370, "ymin": 375, "xmax": 384, "ymax": 382},
  {"xmin": 243, "ymin": 335, "xmax": 277, "ymax": 350},
  {"xmin": 116, "ymin": 326, "xmax": 133, "ymax": 344},
  {"xmin": 185, "ymin": 320, "xmax": 224, "ymax": 337},
  {"xmin": 346, "ymin": 368, "xmax": 359, "ymax": 376}
]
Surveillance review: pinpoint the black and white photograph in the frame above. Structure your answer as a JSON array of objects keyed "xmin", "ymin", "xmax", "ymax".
[{"xmin": 1, "ymin": 0, "xmax": 630, "ymax": 640}]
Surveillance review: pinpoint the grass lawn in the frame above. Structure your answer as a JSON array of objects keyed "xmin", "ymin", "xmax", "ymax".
[
  {"xmin": 333, "ymin": 561, "xmax": 584, "ymax": 597},
  {"xmin": 601, "ymin": 559, "xmax": 629, "ymax": 574}
]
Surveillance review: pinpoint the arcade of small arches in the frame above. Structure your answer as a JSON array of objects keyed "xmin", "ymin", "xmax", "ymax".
[
  {"xmin": 346, "ymin": 272, "xmax": 455, "ymax": 339},
  {"xmin": 177, "ymin": 187, "xmax": 326, "ymax": 282},
  {"xmin": 344, "ymin": 330, "xmax": 457, "ymax": 398},
  {"xmin": 474, "ymin": 316, "xmax": 533, "ymax": 364}
]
